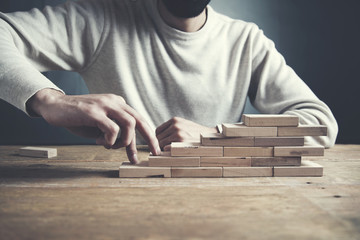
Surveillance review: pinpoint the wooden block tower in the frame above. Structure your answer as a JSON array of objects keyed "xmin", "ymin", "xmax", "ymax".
[{"xmin": 119, "ymin": 114, "xmax": 327, "ymax": 178}]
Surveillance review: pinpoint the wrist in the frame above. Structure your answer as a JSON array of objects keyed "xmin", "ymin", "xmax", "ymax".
[{"xmin": 26, "ymin": 88, "xmax": 64, "ymax": 117}]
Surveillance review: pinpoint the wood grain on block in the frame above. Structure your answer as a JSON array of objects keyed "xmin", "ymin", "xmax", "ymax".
[
  {"xmin": 254, "ymin": 137, "xmax": 304, "ymax": 147},
  {"xmin": 274, "ymin": 160, "xmax": 323, "ymax": 177},
  {"xmin": 171, "ymin": 167, "xmax": 223, "ymax": 178},
  {"xmin": 274, "ymin": 146, "xmax": 324, "ymax": 157},
  {"xmin": 224, "ymin": 147, "xmax": 274, "ymax": 157},
  {"xmin": 201, "ymin": 133, "xmax": 254, "ymax": 147},
  {"xmin": 222, "ymin": 123, "xmax": 277, "ymax": 137},
  {"xmin": 171, "ymin": 142, "xmax": 223, "ymax": 157},
  {"xmin": 242, "ymin": 114, "xmax": 299, "ymax": 127},
  {"xmin": 119, "ymin": 161, "xmax": 171, "ymax": 178},
  {"xmin": 200, "ymin": 157, "xmax": 251, "ymax": 167},
  {"xmin": 148, "ymin": 152, "xmax": 200, "ymax": 167},
  {"xmin": 19, "ymin": 146, "xmax": 57, "ymax": 158},
  {"xmin": 223, "ymin": 167, "xmax": 273, "ymax": 177},
  {"xmin": 277, "ymin": 125, "xmax": 327, "ymax": 136},
  {"xmin": 251, "ymin": 157, "xmax": 302, "ymax": 167}
]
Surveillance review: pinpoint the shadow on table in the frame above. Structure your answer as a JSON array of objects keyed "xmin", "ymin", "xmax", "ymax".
[{"xmin": 0, "ymin": 165, "xmax": 119, "ymax": 179}]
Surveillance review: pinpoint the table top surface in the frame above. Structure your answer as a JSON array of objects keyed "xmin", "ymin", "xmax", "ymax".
[{"xmin": 0, "ymin": 144, "xmax": 359, "ymax": 240}]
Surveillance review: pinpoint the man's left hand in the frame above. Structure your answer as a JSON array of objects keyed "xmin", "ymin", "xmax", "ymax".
[{"xmin": 156, "ymin": 117, "xmax": 217, "ymax": 148}]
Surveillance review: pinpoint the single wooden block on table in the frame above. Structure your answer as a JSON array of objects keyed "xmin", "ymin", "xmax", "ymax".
[
  {"xmin": 148, "ymin": 152, "xmax": 200, "ymax": 167},
  {"xmin": 223, "ymin": 167, "xmax": 273, "ymax": 177},
  {"xmin": 171, "ymin": 167, "xmax": 223, "ymax": 178},
  {"xmin": 274, "ymin": 160, "xmax": 323, "ymax": 177},
  {"xmin": 254, "ymin": 137, "xmax": 304, "ymax": 147},
  {"xmin": 119, "ymin": 161, "xmax": 171, "ymax": 178},
  {"xmin": 171, "ymin": 142, "xmax": 223, "ymax": 157},
  {"xmin": 222, "ymin": 123, "xmax": 277, "ymax": 137},
  {"xmin": 224, "ymin": 147, "xmax": 274, "ymax": 157},
  {"xmin": 277, "ymin": 125, "xmax": 327, "ymax": 136},
  {"xmin": 274, "ymin": 146, "xmax": 324, "ymax": 157},
  {"xmin": 19, "ymin": 146, "xmax": 57, "ymax": 158},
  {"xmin": 242, "ymin": 114, "xmax": 299, "ymax": 127},
  {"xmin": 251, "ymin": 157, "xmax": 302, "ymax": 167},
  {"xmin": 201, "ymin": 133, "xmax": 254, "ymax": 146},
  {"xmin": 200, "ymin": 157, "xmax": 251, "ymax": 167}
]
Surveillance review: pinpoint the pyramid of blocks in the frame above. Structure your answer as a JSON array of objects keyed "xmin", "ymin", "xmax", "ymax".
[{"xmin": 119, "ymin": 114, "xmax": 327, "ymax": 178}]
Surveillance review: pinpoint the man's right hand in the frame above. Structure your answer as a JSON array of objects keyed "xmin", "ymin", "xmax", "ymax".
[{"xmin": 26, "ymin": 88, "xmax": 161, "ymax": 164}]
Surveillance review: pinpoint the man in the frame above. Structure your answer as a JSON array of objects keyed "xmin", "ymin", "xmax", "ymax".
[{"xmin": 0, "ymin": 0, "xmax": 338, "ymax": 164}]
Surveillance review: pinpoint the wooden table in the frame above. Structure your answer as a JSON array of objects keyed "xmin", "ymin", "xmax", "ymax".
[{"xmin": 0, "ymin": 145, "xmax": 359, "ymax": 240}]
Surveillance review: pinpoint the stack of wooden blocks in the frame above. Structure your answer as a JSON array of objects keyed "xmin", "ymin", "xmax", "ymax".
[{"xmin": 119, "ymin": 114, "xmax": 327, "ymax": 178}]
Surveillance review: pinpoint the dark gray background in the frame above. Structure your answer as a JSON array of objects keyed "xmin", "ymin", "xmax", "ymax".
[{"xmin": 0, "ymin": 0, "xmax": 359, "ymax": 145}]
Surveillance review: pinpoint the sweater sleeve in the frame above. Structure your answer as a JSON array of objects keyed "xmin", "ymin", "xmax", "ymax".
[
  {"xmin": 248, "ymin": 25, "xmax": 338, "ymax": 148},
  {"xmin": 0, "ymin": 0, "xmax": 106, "ymax": 113}
]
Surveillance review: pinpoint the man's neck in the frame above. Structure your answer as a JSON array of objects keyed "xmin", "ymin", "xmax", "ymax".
[{"xmin": 158, "ymin": 0, "xmax": 207, "ymax": 33}]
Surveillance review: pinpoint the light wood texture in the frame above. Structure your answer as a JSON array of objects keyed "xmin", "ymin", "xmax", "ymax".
[
  {"xmin": 274, "ymin": 160, "xmax": 323, "ymax": 177},
  {"xmin": 171, "ymin": 167, "xmax": 223, "ymax": 178},
  {"xmin": 201, "ymin": 133, "xmax": 254, "ymax": 146},
  {"xmin": 242, "ymin": 114, "xmax": 299, "ymax": 127},
  {"xmin": 278, "ymin": 125, "xmax": 327, "ymax": 136},
  {"xmin": 1, "ymin": 145, "xmax": 360, "ymax": 240},
  {"xmin": 223, "ymin": 123, "xmax": 278, "ymax": 137},
  {"xmin": 254, "ymin": 137, "xmax": 304, "ymax": 147},
  {"xmin": 200, "ymin": 157, "xmax": 251, "ymax": 167},
  {"xmin": 171, "ymin": 142, "xmax": 223, "ymax": 157},
  {"xmin": 223, "ymin": 167, "xmax": 273, "ymax": 177},
  {"xmin": 148, "ymin": 152, "xmax": 200, "ymax": 167},
  {"xmin": 19, "ymin": 146, "xmax": 57, "ymax": 158},
  {"xmin": 274, "ymin": 146, "xmax": 325, "ymax": 157},
  {"xmin": 251, "ymin": 157, "xmax": 302, "ymax": 167},
  {"xmin": 119, "ymin": 161, "xmax": 171, "ymax": 178},
  {"xmin": 224, "ymin": 147, "xmax": 274, "ymax": 157}
]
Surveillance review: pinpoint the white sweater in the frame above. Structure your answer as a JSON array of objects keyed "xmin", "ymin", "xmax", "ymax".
[{"xmin": 0, "ymin": 0, "xmax": 338, "ymax": 146}]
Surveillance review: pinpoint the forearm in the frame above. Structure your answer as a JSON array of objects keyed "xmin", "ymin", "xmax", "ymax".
[
  {"xmin": 0, "ymin": 1, "xmax": 106, "ymax": 113},
  {"xmin": 0, "ymin": 18, "xmax": 64, "ymax": 113},
  {"xmin": 248, "ymin": 26, "xmax": 338, "ymax": 147},
  {"xmin": 250, "ymin": 62, "xmax": 338, "ymax": 147},
  {"xmin": 282, "ymin": 102, "xmax": 338, "ymax": 148}
]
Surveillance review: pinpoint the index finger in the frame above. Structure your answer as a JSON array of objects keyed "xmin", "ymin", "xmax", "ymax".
[{"xmin": 110, "ymin": 104, "xmax": 161, "ymax": 156}]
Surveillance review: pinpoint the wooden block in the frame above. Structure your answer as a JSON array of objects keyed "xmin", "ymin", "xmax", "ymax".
[
  {"xmin": 171, "ymin": 167, "xmax": 223, "ymax": 178},
  {"xmin": 200, "ymin": 157, "xmax": 251, "ymax": 167},
  {"xmin": 148, "ymin": 152, "xmax": 200, "ymax": 167},
  {"xmin": 224, "ymin": 147, "xmax": 274, "ymax": 157},
  {"xmin": 119, "ymin": 161, "xmax": 171, "ymax": 178},
  {"xmin": 171, "ymin": 142, "xmax": 223, "ymax": 157},
  {"xmin": 254, "ymin": 137, "xmax": 304, "ymax": 147},
  {"xmin": 278, "ymin": 125, "xmax": 327, "ymax": 136},
  {"xmin": 251, "ymin": 157, "xmax": 302, "ymax": 167},
  {"xmin": 223, "ymin": 167, "xmax": 273, "ymax": 177},
  {"xmin": 201, "ymin": 133, "xmax": 254, "ymax": 146},
  {"xmin": 274, "ymin": 160, "xmax": 323, "ymax": 177},
  {"xmin": 19, "ymin": 147, "xmax": 57, "ymax": 158},
  {"xmin": 222, "ymin": 123, "xmax": 277, "ymax": 137},
  {"xmin": 274, "ymin": 146, "xmax": 324, "ymax": 157},
  {"xmin": 242, "ymin": 114, "xmax": 299, "ymax": 127}
]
